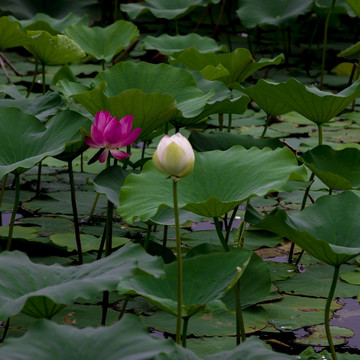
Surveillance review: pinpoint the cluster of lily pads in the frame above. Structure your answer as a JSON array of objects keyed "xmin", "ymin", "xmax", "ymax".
[{"xmin": 1, "ymin": 0, "xmax": 360, "ymax": 359}]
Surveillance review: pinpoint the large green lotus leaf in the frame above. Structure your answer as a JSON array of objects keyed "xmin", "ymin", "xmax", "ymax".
[
  {"xmin": 58, "ymin": 81, "xmax": 178, "ymax": 139},
  {"xmin": 169, "ymin": 47, "xmax": 284, "ymax": 87},
  {"xmin": 65, "ymin": 20, "xmax": 139, "ymax": 62},
  {"xmin": 118, "ymin": 146, "xmax": 306, "ymax": 223},
  {"xmin": 24, "ymin": 30, "xmax": 85, "ymax": 65},
  {"xmin": 189, "ymin": 131, "xmax": 284, "ymax": 152},
  {"xmin": 150, "ymin": 207, "xmax": 204, "ymax": 226},
  {"xmin": 221, "ymin": 252, "xmax": 271, "ymax": 309},
  {"xmin": 241, "ymin": 78, "xmax": 360, "ymax": 125},
  {"xmin": 338, "ymin": 41, "xmax": 360, "ymax": 58},
  {"xmin": 90, "ymin": 61, "xmax": 214, "ymax": 119},
  {"xmin": 0, "ymin": 108, "xmax": 90, "ymax": 178},
  {"xmin": 120, "ymin": 0, "xmax": 207, "ymax": 20},
  {"xmin": 0, "ymin": 0, "xmax": 99, "ymax": 20},
  {"xmin": 233, "ymin": 79, "xmax": 294, "ymax": 116},
  {"xmin": 345, "ymin": 0, "xmax": 360, "ymax": 17},
  {"xmin": 142, "ymin": 34, "xmax": 227, "ymax": 55},
  {"xmin": 236, "ymin": 0, "xmax": 313, "ymax": 28},
  {"xmin": 143, "ymin": 306, "xmax": 268, "ymax": 336},
  {"xmin": 117, "ymin": 248, "xmax": 253, "ymax": 318},
  {"xmin": 0, "ymin": 315, "xmax": 196, "ymax": 360},
  {"xmin": 0, "ymin": 91, "xmax": 66, "ymax": 122},
  {"xmin": 0, "ymin": 242, "xmax": 163, "ymax": 319},
  {"xmin": 276, "ymin": 264, "xmax": 360, "ymax": 298},
  {"xmin": 188, "ymin": 335, "xmax": 292, "ymax": 360},
  {"xmin": 17, "ymin": 13, "xmax": 87, "ymax": 35},
  {"xmin": 252, "ymin": 192, "xmax": 360, "ymax": 266},
  {"xmin": 262, "ymin": 295, "xmax": 341, "ymax": 331},
  {"xmin": 300, "ymin": 145, "xmax": 360, "ymax": 190},
  {"xmin": 92, "ymin": 165, "xmax": 130, "ymax": 207},
  {"xmin": 0, "ymin": 16, "xmax": 29, "ymax": 49}
]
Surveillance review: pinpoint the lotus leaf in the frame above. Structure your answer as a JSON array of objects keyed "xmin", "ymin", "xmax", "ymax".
[
  {"xmin": 251, "ymin": 191, "xmax": 360, "ymax": 266},
  {"xmin": 0, "ymin": 242, "xmax": 163, "ymax": 319},
  {"xmin": 300, "ymin": 145, "xmax": 360, "ymax": 190},
  {"xmin": 0, "ymin": 91, "xmax": 66, "ymax": 122},
  {"xmin": 169, "ymin": 47, "xmax": 284, "ymax": 87},
  {"xmin": 142, "ymin": 34, "xmax": 227, "ymax": 55},
  {"xmin": 0, "ymin": 108, "xmax": 90, "ymax": 178},
  {"xmin": 24, "ymin": 30, "xmax": 85, "ymax": 65},
  {"xmin": 17, "ymin": 12, "xmax": 88, "ymax": 35},
  {"xmin": 117, "ymin": 248, "xmax": 253, "ymax": 317},
  {"xmin": 120, "ymin": 0, "xmax": 207, "ymax": 20},
  {"xmin": 0, "ymin": 16, "xmax": 29, "ymax": 49},
  {"xmin": 118, "ymin": 145, "xmax": 306, "ymax": 223},
  {"xmin": 235, "ymin": 78, "xmax": 360, "ymax": 124},
  {"xmin": 236, "ymin": 0, "xmax": 313, "ymax": 28},
  {"xmin": 345, "ymin": 0, "xmax": 360, "ymax": 17},
  {"xmin": 65, "ymin": 20, "xmax": 139, "ymax": 62}
]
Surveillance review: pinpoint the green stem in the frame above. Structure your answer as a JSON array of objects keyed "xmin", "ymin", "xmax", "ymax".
[
  {"xmin": 182, "ymin": 317, "xmax": 189, "ymax": 347},
  {"xmin": 105, "ymin": 157, "xmax": 113, "ymax": 258},
  {"xmin": 97, "ymin": 226, "xmax": 106, "ymax": 260},
  {"xmin": 173, "ymin": 179, "xmax": 183, "ymax": 345},
  {"xmin": 162, "ymin": 225, "xmax": 168, "ymax": 248},
  {"xmin": 213, "ymin": 216, "xmax": 229, "ymax": 251},
  {"xmin": 41, "ymin": 61, "xmax": 45, "ymax": 95},
  {"xmin": 225, "ymin": 205, "xmax": 239, "ymax": 245},
  {"xmin": 101, "ymin": 291, "xmax": 109, "ymax": 326},
  {"xmin": 261, "ymin": 114, "xmax": 270, "ymax": 138},
  {"xmin": 68, "ymin": 161, "xmax": 83, "ymax": 264},
  {"xmin": 6, "ymin": 174, "xmax": 20, "ymax": 251},
  {"xmin": 118, "ymin": 294, "xmax": 130, "ymax": 320},
  {"xmin": 291, "ymin": 123, "xmax": 323, "ymax": 263},
  {"xmin": 101, "ymin": 59, "xmax": 105, "ymax": 71},
  {"xmin": 218, "ymin": 113, "xmax": 224, "ymax": 131},
  {"xmin": 143, "ymin": 223, "xmax": 152, "ymax": 251},
  {"xmin": 26, "ymin": 59, "xmax": 38, "ymax": 98},
  {"xmin": 87, "ymin": 192, "xmax": 100, "ymax": 223},
  {"xmin": 320, "ymin": 0, "xmax": 336, "ymax": 89},
  {"xmin": 325, "ymin": 265, "xmax": 340, "ymax": 360},
  {"xmin": 36, "ymin": 161, "xmax": 42, "ymax": 196},
  {"xmin": 0, "ymin": 173, "xmax": 8, "ymax": 209},
  {"xmin": 234, "ymin": 280, "xmax": 246, "ymax": 344},
  {"xmin": 227, "ymin": 113, "xmax": 232, "ymax": 133}
]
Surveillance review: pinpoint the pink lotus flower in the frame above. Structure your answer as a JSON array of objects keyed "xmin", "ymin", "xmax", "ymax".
[{"xmin": 85, "ymin": 110, "xmax": 141, "ymax": 163}]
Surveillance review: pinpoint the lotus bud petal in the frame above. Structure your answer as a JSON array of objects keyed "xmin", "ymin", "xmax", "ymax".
[{"xmin": 152, "ymin": 133, "xmax": 195, "ymax": 179}]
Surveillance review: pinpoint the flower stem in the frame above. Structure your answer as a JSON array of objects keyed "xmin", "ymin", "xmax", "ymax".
[
  {"xmin": 325, "ymin": 265, "xmax": 340, "ymax": 360},
  {"xmin": 182, "ymin": 317, "xmax": 189, "ymax": 347},
  {"xmin": 87, "ymin": 192, "xmax": 100, "ymax": 223},
  {"xmin": 320, "ymin": 0, "xmax": 336, "ymax": 89},
  {"xmin": 227, "ymin": 113, "xmax": 232, "ymax": 133},
  {"xmin": 162, "ymin": 225, "xmax": 168, "ymax": 248},
  {"xmin": 213, "ymin": 216, "xmax": 230, "ymax": 251},
  {"xmin": 41, "ymin": 61, "xmax": 46, "ymax": 95},
  {"xmin": 0, "ymin": 173, "xmax": 8, "ymax": 209},
  {"xmin": 143, "ymin": 222, "xmax": 152, "ymax": 251},
  {"xmin": 261, "ymin": 114, "xmax": 270, "ymax": 138},
  {"xmin": 26, "ymin": 60, "xmax": 38, "ymax": 98},
  {"xmin": 235, "ymin": 280, "xmax": 246, "ymax": 344},
  {"xmin": 68, "ymin": 161, "xmax": 83, "ymax": 264},
  {"xmin": 173, "ymin": 179, "xmax": 183, "ymax": 345},
  {"xmin": 6, "ymin": 173, "xmax": 20, "ymax": 251},
  {"xmin": 118, "ymin": 294, "xmax": 130, "ymax": 321}
]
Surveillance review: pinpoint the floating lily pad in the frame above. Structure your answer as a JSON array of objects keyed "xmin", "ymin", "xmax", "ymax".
[
  {"xmin": 295, "ymin": 324, "xmax": 354, "ymax": 346},
  {"xmin": 142, "ymin": 33, "xmax": 227, "ymax": 55},
  {"xmin": 0, "ymin": 242, "xmax": 163, "ymax": 319},
  {"xmin": 189, "ymin": 131, "xmax": 284, "ymax": 152},
  {"xmin": 276, "ymin": 264, "xmax": 360, "ymax": 298},
  {"xmin": 119, "ymin": 146, "xmax": 306, "ymax": 223},
  {"xmin": 143, "ymin": 306, "xmax": 268, "ymax": 336},
  {"xmin": 0, "ymin": 226, "xmax": 38, "ymax": 240},
  {"xmin": 341, "ymin": 271, "xmax": 360, "ymax": 285},
  {"xmin": 300, "ymin": 145, "xmax": 360, "ymax": 190},
  {"xmin": 262, "ymin": 295, "xmax": 341, "ymax": 331},
  {"xmin": 49, "ymin": 233, "xmax": 128, "ymax": 252},
  {"xmin": 65, "ymin": 20, "xmax": 139, "ymax": 62}
]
